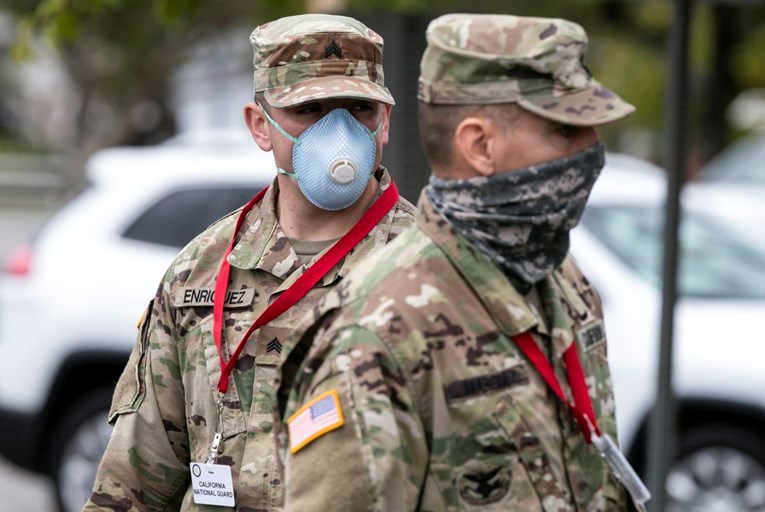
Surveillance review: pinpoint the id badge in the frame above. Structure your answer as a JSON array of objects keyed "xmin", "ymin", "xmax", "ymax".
[
  {"xmin": 591, "ymin": 431, "xmax": 651, "ymax": 512},
  {"xmin": 190, "ymin": 462, "xmax": 235, "ymax": 507}
]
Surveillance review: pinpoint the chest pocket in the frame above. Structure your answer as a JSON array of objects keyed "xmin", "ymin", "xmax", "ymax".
[
  {"xmin": 431, "ymin": 365, "xmax": 576, "ymax": 512},
  {"xmin": 431, "ymin": 397, "xmax": 535, "ymax": 511},
  {"xmin": 176, "ymin": 313, "xmax": 248, "ymax": 463}
]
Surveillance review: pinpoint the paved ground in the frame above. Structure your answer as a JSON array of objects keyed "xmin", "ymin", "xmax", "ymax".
[
  {"xmin": 0, "ymin": 456, "xmax": 56, "ymax": 512},
  {"xmin": 0, "ymin": 205, "xmax": 59, "ymax": 511}
]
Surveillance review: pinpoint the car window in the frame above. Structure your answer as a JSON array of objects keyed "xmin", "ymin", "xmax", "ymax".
[
  {"xmin": 581, "ymin": 204, "xmax": 765, "ymax": 299},
  {"xmin": 122, "ymin": 185, "xmax": 262, "ymax": 248},
  {"xmin": 698, "ymin": 136, "xmax": 765, "ymax": 183}
]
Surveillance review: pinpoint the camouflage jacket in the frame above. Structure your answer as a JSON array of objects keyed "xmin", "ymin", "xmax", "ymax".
[
  {"xmin": 276, "ymin": 191, "xmax": 628, "ymax": 511},
  {"xmin": 85, "ymin": 169, "xmax": 416, "ymax": 511}
]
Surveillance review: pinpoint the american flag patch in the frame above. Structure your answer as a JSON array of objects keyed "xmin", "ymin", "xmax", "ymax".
[{"xmin": 287, "ymin": 389, "xmax": 345, "ymax": 454}]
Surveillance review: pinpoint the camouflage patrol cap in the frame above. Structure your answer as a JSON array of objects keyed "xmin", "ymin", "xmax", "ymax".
[
  {"xmin": 250, "ymin": 14, "xmax": 395, "ymax": 108},
  {"xmin": 418, "ymin": 13, "xmax": 634, "ymax": 126}
]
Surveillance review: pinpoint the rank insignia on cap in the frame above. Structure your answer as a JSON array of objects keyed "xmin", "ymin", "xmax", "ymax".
[
  {"xmin": 324, "ymin": 40, "xmax": 342, "ymax": 58},
  {"xmin": 288, "ymin": 389, "xmax": 344, "ymax": 454}
]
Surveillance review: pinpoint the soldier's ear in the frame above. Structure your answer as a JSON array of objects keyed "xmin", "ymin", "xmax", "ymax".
[
  {"xmin": 244, "ymin": 102, "xmax": 273, "ymax": 151},
  {"xmin": 378, "ymin": 104, "xmax": 392, "ymax": 146},
  {"xmin": 453, "ymin": 117, "xmax": 495, "ymax": 177}
]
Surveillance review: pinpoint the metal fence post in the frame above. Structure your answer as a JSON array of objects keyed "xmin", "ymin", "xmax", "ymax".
[{"xmin": 646, "ymin": 0, "xmax": 693, "ymax": 510}]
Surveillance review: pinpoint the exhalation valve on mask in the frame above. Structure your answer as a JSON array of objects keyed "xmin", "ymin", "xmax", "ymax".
[
  {"xmin": 265, "ymin": 107, "xmax": 379, "ymax": 211},
  {"xmin": 329, "ymin": 158, "xmax": 356, "ymax": 184}
]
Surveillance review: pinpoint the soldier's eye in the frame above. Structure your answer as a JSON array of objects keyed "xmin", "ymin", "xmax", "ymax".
[
  {"xmin": 294, "ymin": 103, "xmax": 322, "ymax": 115},
  {"xmin": 351, "ymin": 102, "xmax": 374, "ymax": 112},
  {"xmin": 557, "ymin": 124, "xmax": 581, "ymax": 138}
]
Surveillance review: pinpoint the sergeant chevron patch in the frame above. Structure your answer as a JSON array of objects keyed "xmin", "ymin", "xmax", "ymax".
[
  {"xmin": 324, "ymin": 40, "xmax": 342, "ymax": 58},
  {"xmin": 267, "ymin": 339, "xmax": 282, "ymax": 353}
]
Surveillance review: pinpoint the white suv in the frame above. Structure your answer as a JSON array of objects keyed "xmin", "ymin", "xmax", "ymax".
[{"xmin": 0, "ymin": 130, "xmax": 275, "ymax": 511}]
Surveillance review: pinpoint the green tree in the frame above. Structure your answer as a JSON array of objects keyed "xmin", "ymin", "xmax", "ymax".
[{"xmin": 4, "ymin": 0, "xmax": 305, "ymax": 185}]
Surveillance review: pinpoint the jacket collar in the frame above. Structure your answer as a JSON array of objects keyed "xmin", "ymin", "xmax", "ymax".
[{"xmin": 417, "ymin": 190, "xmax": 581, "ymax": 357}]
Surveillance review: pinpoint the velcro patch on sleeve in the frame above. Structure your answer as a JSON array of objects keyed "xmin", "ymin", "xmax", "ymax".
[
  {"xmin": 136, "ymin": 309, "xmax": 148, "ymax": 330},
  {"xmin": 287, "ymin": 389, "xmax": 345, "ymax": 454}
]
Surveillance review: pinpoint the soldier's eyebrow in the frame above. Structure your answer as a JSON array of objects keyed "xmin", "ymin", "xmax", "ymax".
[
  {"xmin": 349, "ymin": 99, "xmax": 376, "ymax": 110},
  {"xmin": 291, "ymin": 102, "xmax": 322, "ymax": 113}
]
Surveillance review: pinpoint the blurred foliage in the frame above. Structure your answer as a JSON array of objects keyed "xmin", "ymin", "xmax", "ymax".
[
  {"xmin": 734, "ymin": 20, "xmax": 765, "ymax": 89},
  {"xmin": 3, "ymin": 0, "xmax": 306, "ymax": 184},
  {"xmin": 9, "ymin": 0, "xmax": 304, "ymax": 56},
  {"xmin": 0, "ymin": 134, "xmax": 46, "ymax": 152}
]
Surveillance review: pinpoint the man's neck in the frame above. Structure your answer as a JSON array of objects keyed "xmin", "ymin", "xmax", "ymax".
[{"xmin": 276, "ymin": 177, "xmax": 379, "ymax": 241}]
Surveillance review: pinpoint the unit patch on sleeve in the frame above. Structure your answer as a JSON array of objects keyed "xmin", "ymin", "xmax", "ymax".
[
  {"xmin": 175, "ymin": 287, "xmax": 255, "ymax": 308},
  {"xmin": 288, "ymin": 389, "xmax": 345, "ymax": 454}
]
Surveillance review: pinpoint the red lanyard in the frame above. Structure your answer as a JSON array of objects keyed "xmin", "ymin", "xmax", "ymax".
[
  {"xmin": 512, "ymin": 331, "xmax": 600, "ymax": 443},
  {"xmin": 213, "ymin": 181, "xmax": 399, "ymax": 394}
]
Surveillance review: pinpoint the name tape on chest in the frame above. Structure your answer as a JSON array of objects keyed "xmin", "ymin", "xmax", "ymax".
[
  {"xmin": 176, "ymin": 287, "xmax": 255, "ymax": 308},
  {"xmin": 577, "ymin": 319, "xmax": 605, "ymax": 351},
  {"xmin": 288, "ymin": 389, "xmax": 345, "ymax": 454},
  {"xmin": 445, "ymin": 366, "xmax": 530, "ymax": 401}
]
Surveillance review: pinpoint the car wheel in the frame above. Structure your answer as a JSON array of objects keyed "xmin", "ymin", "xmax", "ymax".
[
  {"xmin": 48, "ymin": 388, "xmax": 113, "ymax": 512},
  {"xmin": 665, "ymin": 424, "xmax": 765, "ymax": 512}
]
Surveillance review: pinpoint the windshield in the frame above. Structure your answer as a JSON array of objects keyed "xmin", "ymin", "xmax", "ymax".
[{"xmin": 581, "ymin": 205, "xmax": 765, "ymax": 299}]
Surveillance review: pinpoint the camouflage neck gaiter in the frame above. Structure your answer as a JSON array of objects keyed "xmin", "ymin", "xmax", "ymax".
[{"xmin": 427, "ymin": 141, "xmax": 605, "ymax": 292}]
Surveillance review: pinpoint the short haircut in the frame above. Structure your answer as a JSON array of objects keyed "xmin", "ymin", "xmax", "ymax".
[
  {"xmin": 255, "ymin": 91, "xmax": 270, "ymax": 112},
  {"xmin": 418, "ymin": 102, "xmax": 522, "ymax": 172}
]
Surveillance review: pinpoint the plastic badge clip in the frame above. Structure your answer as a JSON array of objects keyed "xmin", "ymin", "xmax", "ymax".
[{"xmin": 586, "ymin": 416, "xmax": 651, "ymax": 512}]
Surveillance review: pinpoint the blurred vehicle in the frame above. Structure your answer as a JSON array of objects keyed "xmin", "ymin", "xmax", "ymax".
[
  {"xmin": 696, "ymin": 132, "xmax": 765, "ymax": 184},
  {"xmin": 572, "ymin": 153, "xmax": 765, "ymax": 511},
  {"xmin": 0, "ymin": 130, "xmax": 275, "ymax": 512},
  {"xmin": 687, "ymin": 132, "xmax": 765, "ymax": 252}
]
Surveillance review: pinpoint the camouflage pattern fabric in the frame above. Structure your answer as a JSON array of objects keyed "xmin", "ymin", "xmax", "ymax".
[
  {"xmin": 84, "ymin": 169, "xmax": 415, "ymax": 511},
  {"xmin": 251, "ymin": 13, "xmax": 395, "ymax": 107},
  {"xmin": 275, "ymin": 191, "xmax": 628, "ymax": 511},
  {"xmin": 418, "ymin": 13, "xmax": 634, "ymax": 126}
]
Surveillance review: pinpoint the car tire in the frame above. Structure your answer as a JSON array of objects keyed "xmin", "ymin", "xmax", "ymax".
[
  {"xmin": 665, "ymin": 423, "xmax": 765, "ymax": 512},
  {"xmin": 47, "ymin": 387, "xmax": 114, "ymax": 512}
]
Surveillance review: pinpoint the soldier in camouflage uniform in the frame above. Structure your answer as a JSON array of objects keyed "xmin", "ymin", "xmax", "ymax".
[
  {"xmin": 276, "ymin": 13, "xmax": 638, "ymax": 511},
  {"xmin": 85, "ymin": 14, "xmax": 415, "ymax": 511}
]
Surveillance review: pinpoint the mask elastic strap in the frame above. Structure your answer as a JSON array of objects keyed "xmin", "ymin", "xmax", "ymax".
[
  {"xmin": 369, "ymin": 117, "xmax": 383, "ymax": 140},
  {"xmin": 277, "ymin": 167, "xmax": 298, "ymax": 178},
  {"xmin": 261, "ymin": 106, "xmax": 299, "ymax": 179},
  {"xmin": 261, "ymin": 107, "xmax": 301, "ymax": 146}
]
